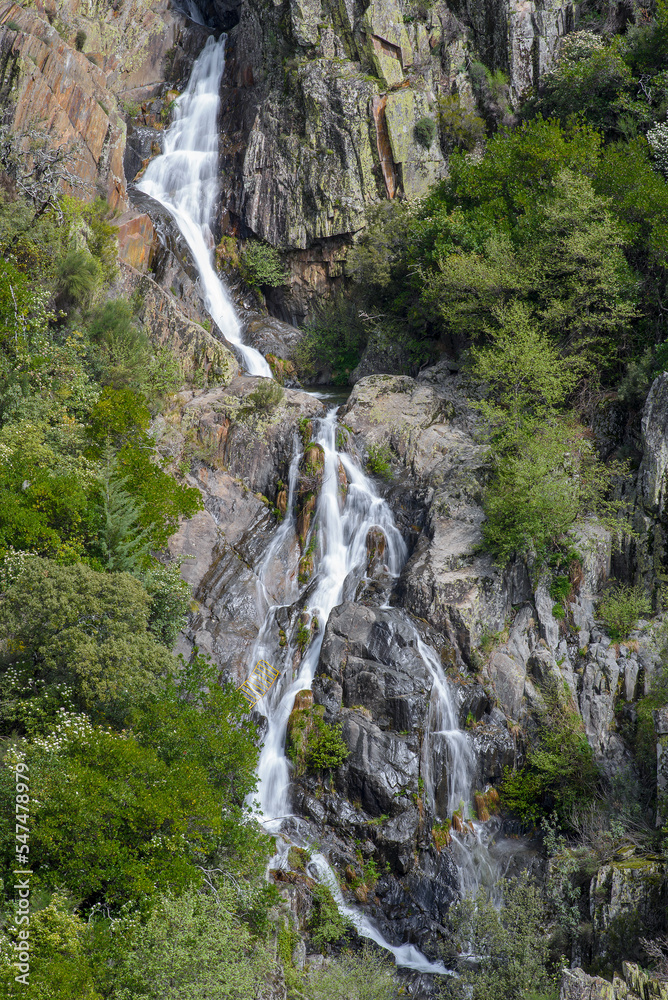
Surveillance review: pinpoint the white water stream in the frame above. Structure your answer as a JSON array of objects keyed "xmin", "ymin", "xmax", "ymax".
[
  {"xmin": 245, "ymin": 410, "xmax": 497, "ymax": 973},
  {"xmin": 142, "ymin": 31, "xmax": 504, "ymax": 976},
  {"xmin": 137, "ymin": 35, "xmax": 271, "ymax": 377}
]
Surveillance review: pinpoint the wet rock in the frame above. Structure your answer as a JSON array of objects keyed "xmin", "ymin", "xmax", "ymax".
[
  {"xmin": 112, "ymin": 211, "xmax": 156, "ymax": 271},
  {"xmin": 314, "ymin": 603, "xmax": 432, "ymax": 734},
  {"xmin": 245, "ymin": 313, "xmax": 305, "ymax": 361},
  {"xmin": 470, "ymin": 725, "xmax": 516, "ymax": 788},
  {"xmin": 169, "ymin": 378, "xmax": 324, "ymax": 496}
]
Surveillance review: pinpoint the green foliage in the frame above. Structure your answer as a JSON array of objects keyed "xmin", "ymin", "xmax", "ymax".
[
  {"xmin": 304, "ymin": 716, "xmax": 349, "ymax": 772},
  {"xmin": 74, "ymin": 29, "xmax": 87, "ymax": 50},
  {"xmin": 440, "ymin": 873, "xmax": 558, "ymax": 1000},
  {"xmin": 87, "ymin": 299, "xmax": 153, "ymax": 391},
  {"xmin": 244, "ymin": 378, "xmax": 285, "ymax": 412},
  {"xmin": 597, "ymin": 583, "xmax": 652, "ymax": 641},
  {"xmin": 0, "ymin": 558, "xmax": 176, "ymax": 728},
  {"xmin": 287, "ymin": 704, "xmax": 349, "ymax": 775},
  {"xmin": 438, "ymin": 95, "xmax": 486, "ymax": 152},
  {"xmin": 305, "ymin": 945, "xmax": 397, "ymax": 1000},
  {"xmin": 308, "ymin": 884, "xmax": 352, "ymax": 952},
  {"xmin": 500, "ymin": 681, "xmax": 600, "ymax": 827},
  {"xmin": 240, "ymin": 240, "xmax": 287, "ymax": 288},
  {"xmin": 481, "ymin": 420, "xmax": 622, "ymax": 563},
  {"xmin": 366, "ymin": 442, "xmax": 392, "ymax": 477},
  {"xmin": 112, "ymin": 887, "xmax": 272, "ymax": 999},
  {"xmin": 6, "ymin": 20, "xmax": 20, "ymax": 30},
  {"xmin": 414, "ymin": 116, "xmax": 436, "ymax": 148},
  {"xmin": 292, "ymin": 293, "xmax": 368, "ymax": 384}
]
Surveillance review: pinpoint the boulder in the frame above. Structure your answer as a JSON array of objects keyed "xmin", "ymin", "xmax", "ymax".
[{"xmin": 560, "ymin": 968, "xmax": 614, "ymax": 1000}]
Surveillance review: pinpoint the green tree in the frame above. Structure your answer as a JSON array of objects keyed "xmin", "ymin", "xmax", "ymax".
[
  {"xmin": 440, "ymin": 873, "xmax": 558, "ymax": 1000},
  {"xmin": 469, "ymin": 301, "xmax": 576, "ymax": 444},
  {"xmin": 24, "ymin": 721, "xmax": 224, "ymax": 905},
  {"xmin": 0, "ymin": 559, "xmax": 176, "ymax": 727},
  {"xmin": 113, "ymin": 886, "xmax": 272, "ymax": 999},
  {"xmin": 306, "ymin": 946, "xmax": 397, "ymax": 1000}
]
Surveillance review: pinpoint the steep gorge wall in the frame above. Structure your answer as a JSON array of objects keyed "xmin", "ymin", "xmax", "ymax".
[{"xmin": 214, "ymin": 0, "xmax": 576, "ymax": 318}]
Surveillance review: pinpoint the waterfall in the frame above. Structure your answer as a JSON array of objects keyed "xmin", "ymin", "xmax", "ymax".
[
  {"xmin": 245, "ymin": 408, "xmax": 500, "ymax": 972},
  {"xmin": 137, "ymin": 36, "xmax": 271, "ymax": 378}
]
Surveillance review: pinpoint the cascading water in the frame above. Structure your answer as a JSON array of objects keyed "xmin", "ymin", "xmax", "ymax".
[
  {"xmin": 137, "ymin": 36, "xmax": 271, "ymax": 378},
  {"xmin": 244, "ymin": 408, "xmax": 501, "ymax": 972}
]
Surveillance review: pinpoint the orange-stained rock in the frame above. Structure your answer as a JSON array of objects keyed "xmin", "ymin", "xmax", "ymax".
[
  {"xmin": 112, "ymin": 210, "xmax": 155, "ymax": 272},
  {"xmin": 0, "ymin": 3, "xmax": 128, "ymax": 209}
]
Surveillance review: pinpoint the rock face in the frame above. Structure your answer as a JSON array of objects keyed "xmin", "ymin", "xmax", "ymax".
[
  {"xmin": 0, "ymin": 0, "xmax": 205, "ymax": 209},
  {"xmin": 117, "ymin": 262, "xmax": 239, "ymax": 388},
  {"xmin": 163, "ymin": 380, "xmax": 326, "ymax": 681},
  {"xmin": 218, "ymin": 0, "xmax": 572, "ymax": 318},
  {"xmin": 560, "ymin": 963, "xmax": 668, "ymax": 1000}
]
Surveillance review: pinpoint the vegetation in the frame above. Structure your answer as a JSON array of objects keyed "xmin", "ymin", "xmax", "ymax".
[
  {"xmin": 240, "ymin": 240, "xmax": 287, "ymax": 288},
  {"xmin": 597, "ymin": 583, "xmax": 652, "ymax": 640},
  {"xmin": 414, "ymin": 116, "xmax": 437, "ymax": 149},
  {"xmin": 286, "ymin": 703, "xmax": 349, "ymax": 775},
  {"xmin": 306, "ymin": 946, "xmax": 397, "ymax": 1000},
  {"xmin": 366, "ymin": 442, "xmax": 392, "ymax": 478},
  {"xmin": 440, "ymin": 874, "xmax": 559, "ymax": 1000},
  {"xmin": 501, "ymin": 681, "xmax": 600, "ymax": 827}
]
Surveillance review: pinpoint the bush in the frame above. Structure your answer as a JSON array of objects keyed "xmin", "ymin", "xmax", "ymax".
[
  {"xmin": 500, "ymin": 680, "xmax": 600, "ymax": 827},
  {"xmin": 240, "ymin": 240, "xmax": 287, "ymax": 288},
  {"xmin": 438, "ymin": 95, "xmax": 486, "ymax": 152},
  {"xmin": 245, "ymin": 378, "xmax": 284, "ymax": 412},
  {"xmin": 56, "ymin": 249, "xmax": 100, "ymax": 309},
  {"xmin": 74, "ymin": 29, "xmax": 86, "ymax": 51},
  {"xmin": 366, "ymin": 442, "xmax": 392, "ymax": 478},
  {"xmin": 292, "ymin": 293, "xmax": 367, "ymax": 385},
  {"xmin": 308, "ymin": 884, "xmax": 351, "ymax": 952},
  {"xmin": 597, "ymin": 583, "xmax": 651, "ymax": 641},
  {"xmin": 6, "ymin": 20, "xmax": 20, "ymax": 31},
  {"xmin": 306, "ymin": 945, "xmax": 397, "ymax": 1000},
  {"xmin": 414, "ymin": 116, "xmax": 436, "ymax": 149},
  {"xmin": 287, "ymin": 704, "xmax": 349, "ymax": 775},
  {"xmin": 440, "ymin": 873, "xmax": 558, "ymax": 1000}
]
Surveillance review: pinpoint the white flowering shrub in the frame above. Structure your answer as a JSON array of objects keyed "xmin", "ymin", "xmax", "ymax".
[
  {"xmin": 33, "ymin": 710, "xmax": 94, "ymax": 754},
  {"xmin": 558, "ymin": 30, "xmax": 604, "ymax": 64},
  {"xmin": 647, "ymin": 123, "xmax": 668, "ymax": 177}
]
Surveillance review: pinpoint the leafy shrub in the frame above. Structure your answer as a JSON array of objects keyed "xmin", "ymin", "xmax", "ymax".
[
  {"xmin": 74, "ymin": 29, "xmax": 86, "ymax": 51},
  {"xmin": 6, "ymin": 20, "xmax": 20, "ymax": 31},
  {"xmin": 308, "ymin": 884, "xmax": 351, "ymax": 952},
  {"xmin": 501, "ymin": 680, "xmax": 599, "ymax": 827},
  {"xmin": 597, "ymin": 583, "xmax": 651, "ymax": 641},
  {"xmin": 305, "ymin": 716, "xmax": 349, "ymax": 772},
  {"xmin": 245, "ymin": 378, "xmax": 284, "ymax": 412},
  {"xmin": 414, "ymin": 116, "xmax": 436, "ymax": 149},
  {"xmin": 292, "ymin": 293, "xmax": 367, "ymax": 385},
  {"xmin": 87, "ymin": 299, "xmax": 152, "ymax": 390},
  {"xmin": 438, "ymin": 95, "xmax": 486, "ymax": 152},
  {"xmin": 306, "ymin": 945, "xmax": 397, "ymax": 999},
  {"xmin": 56, "ymin": 249, "xmax": 100, "ymax": 309},
  {"xmin": 121, "ymin": 98, "xmax": 141, "ymax": 118},
  {"xmin": 366, "ymin": 442, "xmax": 392, "ymax": 478},
  {"xmin": 240, "ymin": 240, "xmax": 287, "ymax": 288},
  {"xmin": 287, "ymin": 704, "xmax": 349, "ymax": 775},
  {"xmin": 440, "ymin": 873, "xmax": 558, "ymax": 1000}
]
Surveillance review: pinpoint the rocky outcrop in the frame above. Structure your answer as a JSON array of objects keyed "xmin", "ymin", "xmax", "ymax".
[
  {"xmin": 117, "ymin": 262, "xmax": 239, "ymax": 387},
  {"xmin": 0, "ymin": 0, "xmax": 206, "ymax": 209},
  {"xmin": 341, "ymin": 368, "xmax": 521, "ymax": 663},
  {"xmin": 560, "ymin": 963, "xmax": 668, "ymax": 1000},
  {"xmin": 218, "ymin": 0, "xmax": 571, "ymax": 317}
]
